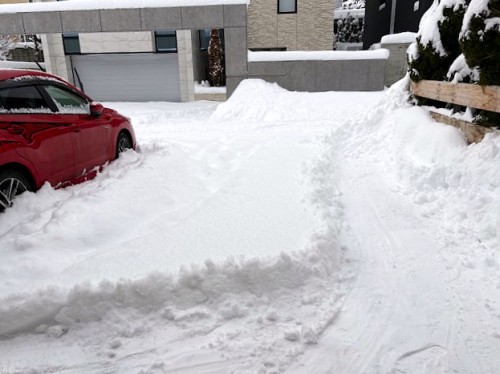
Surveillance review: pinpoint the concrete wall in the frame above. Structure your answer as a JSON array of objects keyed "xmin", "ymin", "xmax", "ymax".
[
  {"xmin": 382, "ymin": 42, "xmax": 411, "ymax": 87},
  {"xmin": 247, "ymin": 0, "xmax": 334, "ymax": 51},
  {"xmin": 243, "ymin": 58, "xmax": 386, "ymax": 92}
]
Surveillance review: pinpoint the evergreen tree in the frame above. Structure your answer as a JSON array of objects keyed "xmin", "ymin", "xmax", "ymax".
[
  {"xmin": 460, "ymin": 0, "xmax": 500, "ymax": 126},
  {"xmin": 408, "ymin": 0, "xmax": 470, "ymax": 82},
  {"xmin": 208, "ymin": 29, "xmax": 224, "ymax": 87}
]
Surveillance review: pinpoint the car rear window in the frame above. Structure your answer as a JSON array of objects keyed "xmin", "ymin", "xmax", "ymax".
[{"xmin": 0, "ymin": 85, "xmax": 50, "ymax": 113}]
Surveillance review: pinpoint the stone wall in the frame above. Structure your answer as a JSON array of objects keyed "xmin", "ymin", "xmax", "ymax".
[
  {"xmin": 79, "ymin": 32, "xmax": 154, "ymax": 54},
  {"xmin": 247, "ymin": 0, "xmax": 334, "ymax": 51},
  {"xmin": 382, "ymin": 42, "xmax": 411, "ymax": 87}
]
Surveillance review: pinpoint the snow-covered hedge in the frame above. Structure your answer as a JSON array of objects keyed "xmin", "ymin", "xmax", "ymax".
[{"xmin": 408, "ymin": 0, "xmax": 499, "ymax": 127}]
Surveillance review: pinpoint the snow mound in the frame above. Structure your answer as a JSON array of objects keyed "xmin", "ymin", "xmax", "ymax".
[{"xmin": 211, "ymin": 79, "xmax": 381, "ymax": 123}]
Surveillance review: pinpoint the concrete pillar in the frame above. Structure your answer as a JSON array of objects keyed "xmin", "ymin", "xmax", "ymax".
[
  {"xmin": 40, "ymin": 33, "xmax": 72, "ymax": 83},
  {"xmin": 176, "ymin": 30, "xmax": 195, "ymax": 102}
]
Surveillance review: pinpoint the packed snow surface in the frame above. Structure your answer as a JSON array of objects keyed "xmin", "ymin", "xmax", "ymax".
[
  {"xmin": 0, "ymin": 78, "xmax": 499, "ymax": 373},
  {"xmin": 0, "ymin": 0, "xmax": 248, "ymax": 14}
]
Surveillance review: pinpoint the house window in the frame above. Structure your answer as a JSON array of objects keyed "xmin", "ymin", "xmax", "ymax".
[
  {"xmin": 199, "ymin": 29, "xmax": 225, "ymax": 51},
  {"xmin": 278, "ymin": 0, "xmax": 297, "ymax": 14},
  {"xmin": 155, "ymin": 31, "xmax": 177, "ymax": 53},
  {"xmin": 62, "ymin": 33, "xmax": 80, "ymax": 55}
]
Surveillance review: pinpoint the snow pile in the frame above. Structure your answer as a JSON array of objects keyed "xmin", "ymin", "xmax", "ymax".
[
  {"xmin": 212, "ymin": 78, "xmax": 381, "ymax": 122},
  {"xmin": 347, "ymin": 76, "xmax": 499, "ymax": 253}
]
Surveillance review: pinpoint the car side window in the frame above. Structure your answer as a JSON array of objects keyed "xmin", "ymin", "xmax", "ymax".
[
  {"xmin": 0, "ymin": 85, "xmax": 50, "ymax": 113},
  {"xmin": 44, "ymin": 85, "xmax": 90, "ymax": 115}
]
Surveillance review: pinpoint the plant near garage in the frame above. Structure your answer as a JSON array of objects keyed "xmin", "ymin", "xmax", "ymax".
[{"xmin": 208, "ymin": 29, "xmax": 225, "ymax": 87}]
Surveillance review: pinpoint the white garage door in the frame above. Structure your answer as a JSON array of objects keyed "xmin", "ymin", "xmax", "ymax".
[{"xmin": 71, "ymin": 53, "xmax": 181, "ymax": 102}]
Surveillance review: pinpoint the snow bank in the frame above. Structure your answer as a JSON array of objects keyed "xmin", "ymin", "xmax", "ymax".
[
  {"xmin": 0, "ymin": 0, "xmax": 248, "ymax": 14},
  {"xmin": 248, "ymin": 49, "xmax": 389, "ymax": 62},
  {"xmin": 211, "ymin": 79, "xmax": 382, "ymax": 123},
  {"xmin": 352, "ymin": 76, "xmax": 500, "ymax": 253}
]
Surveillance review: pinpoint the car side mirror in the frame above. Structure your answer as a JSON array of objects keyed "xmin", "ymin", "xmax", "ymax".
[{"xmin": 90, "ymin": 102, "xmax": 104, "ymax": 117}]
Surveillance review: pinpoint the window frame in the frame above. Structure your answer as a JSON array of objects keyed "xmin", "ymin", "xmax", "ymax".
[
  {"xmin": 154, "ymin": 30, "xmax": 178, "ymax": 53},
  {"xmin": 278, "ymin": 0, "xmax": 297, "ymax": 14}
]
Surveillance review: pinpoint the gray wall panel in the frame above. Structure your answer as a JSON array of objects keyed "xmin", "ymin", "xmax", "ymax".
[
  {"xmin": 0, "ymin": 13, "xmax": 24, "ymax": 34},
  {"xmin": 24, "ymin": 12, "xmax": 62, "ymax": 34},
  {"xmin": 100, "ymin": 9, "xmax": 142, "ymax": 32},
  {"xmin": 181, "ymin": 6, "xmax": 223, "ymax": 29},
  {"xmin": 141, "ymin": 7, "xmax": 182, "ymax": 30},
  {"xmin": 61, "ymin": 11, "xmax": 102, "ymax": 33}
]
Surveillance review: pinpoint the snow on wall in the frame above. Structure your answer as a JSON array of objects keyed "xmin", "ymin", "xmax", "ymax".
[
  {"xmin": 248, "ymin": 49, "xmax": 389, "ymax": 62},
  {"xmin": 0, "ymin": 0, "xmax": 249, "ymax": 14},
  {"xmin": 381, "ymin": 32, "xmax": 417, "ymax": 44}
]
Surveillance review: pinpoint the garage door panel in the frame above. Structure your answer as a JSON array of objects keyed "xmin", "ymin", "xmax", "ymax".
[{"xmin": 71, "ymin": 53, "xmax": 181, "ymax": 102}]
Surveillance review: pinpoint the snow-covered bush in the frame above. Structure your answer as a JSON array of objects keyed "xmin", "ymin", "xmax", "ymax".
[
  {"xmin": 341, "ymin": 0, "xmax": 365, "ymax": 9},
  {"xmin": 460, "ymin": 0, "xmax": 499, "ymax": 85},
  {"xmin": 334, "ymin": 15, "xmax": 364, "ymax": 43},
  {"xmin": 459, "ymin": 0, "xmax": 499, "ymax": 126},
  {"xmin": 408, "ymin": 0, "xmax": 470, "ymax": 82},
  {"xmin": 409, "ymin": 0, "xmax": 499, "ymax": 127}
]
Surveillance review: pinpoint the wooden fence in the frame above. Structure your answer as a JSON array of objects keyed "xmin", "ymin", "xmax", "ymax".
[{"xmin": 410, "ymin": 80, "xmax": 500, "ymax": 143}]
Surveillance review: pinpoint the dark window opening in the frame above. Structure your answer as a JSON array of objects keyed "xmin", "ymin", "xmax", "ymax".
[
  {"xmin": 62, "ymin": 33, "xmax": 80, "ymax": 55},
  {"xmin": 278, "ymin": 0, "xmax": 297, "ymax": 14},
  {"xmin": 155, "ymin": 31, "xmax": 177, "ymax": 53}
]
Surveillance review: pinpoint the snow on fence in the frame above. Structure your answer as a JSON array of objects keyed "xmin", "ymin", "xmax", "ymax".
[{"xmin": 411, "ymin": 80, "xmax": 500, "ymax": 143}]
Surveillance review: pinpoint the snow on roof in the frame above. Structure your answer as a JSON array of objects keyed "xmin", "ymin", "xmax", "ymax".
[
  {"xmin": 0, "ymin": 0, "xmax": 249, "ymax": 14},
  {"xmin": 380, "ymin": 32, "xmax": 417, "ymax": 44},
  {"xmin": 248, "ymin": 49, "xmax": 389, "ymax": 62}
]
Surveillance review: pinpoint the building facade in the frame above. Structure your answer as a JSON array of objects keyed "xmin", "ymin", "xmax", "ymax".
[
  {"xmin": 247, "ymin": 0, "xmax": 334, "ymax": 51},
  {"xmin": 4, "ymin": 1, "xmax": 335, "ymax": 102}
]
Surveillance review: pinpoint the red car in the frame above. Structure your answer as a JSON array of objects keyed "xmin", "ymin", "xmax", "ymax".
[{"xmin": 0, "ymin": 69, "xmax": 137, "ymax": 212}]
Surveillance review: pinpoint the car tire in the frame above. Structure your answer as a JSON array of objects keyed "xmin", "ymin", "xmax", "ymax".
[
  {"xmin": 116, "ymin": 132, "xmax": 132, "ymax": 158},
  {"xmin": 0, "ymin": 169, "xmax": 33, "ymax": 213}
]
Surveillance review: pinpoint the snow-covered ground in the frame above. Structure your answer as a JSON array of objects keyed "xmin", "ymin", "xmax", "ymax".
[{"xmin": 0, "ymin": 79, "xmax": 499, "ymax": 373}]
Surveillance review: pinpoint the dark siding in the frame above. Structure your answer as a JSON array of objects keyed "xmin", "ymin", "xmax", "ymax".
[
  {"xmin": 363, "ymin": 0, "xmax": 434, "ymax": 49},
  {"xmin": 395, "ymin": 0, "xmax": 434, "ymax": 33},
  {"xmin": 363, "ymin": 0, "xmax": 393, "ymax": 49}
]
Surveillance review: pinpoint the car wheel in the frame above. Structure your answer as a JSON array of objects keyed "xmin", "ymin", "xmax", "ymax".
[
  {"xmin": 116, "ymin": 132, "xmax": 132, "ymax": 158},
  {"xmin": 0, "ymin": 170, "xmax": 33, "ymax": 213}
]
